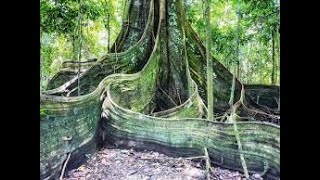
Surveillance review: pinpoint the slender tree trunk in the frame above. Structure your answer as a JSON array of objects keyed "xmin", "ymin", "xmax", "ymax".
[
  {"xmin": 122, "ymin": 0, "xmax": 128, "ymax": 23},
  {"xmin": 229, "ymin": 0, "xmax": 241, "ymax": 106},
  {"xmin": 40, "ymin": 28, "xmax": 43, "ymax": 85},
  {"xmin": 277, "ymin": 28, "xmax": 280, "ymax": 85},
  {"xmin": 107, "ymin": 1, "xmax": 111, "ymax": 51},
  {"xmin": 276, "ymin": 25, "xmax": 280, "ymax": 85},
  {"xmin": 77, "ymin": 0, "xmax": 83, "ymax": 96},
  {"xmin": 205, "ymin": 0, "xmax": 214, "ymax": 120},
  {"xmin": 236, "ymin": 19, "xmax": 240, "ymax": 79},
  {"xmin": 271, "ymin": 27, "xmax": 275, "ymax": 85},
  {"xmin": 237, "ymin": 62, "xmax": 240, "ymax": 79},
  {"xmin": 229, "ymin": 3, "xmax": 249, "ymax": 178},
  {"xmin": 72, "ymin": 34, "xmax": 77, "ymax": 60}
]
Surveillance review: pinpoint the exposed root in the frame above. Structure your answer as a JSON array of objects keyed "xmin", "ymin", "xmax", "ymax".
[
  {"xmin": 220, "ymin": 84, "xmax": 280, "ymax": 125},
  {"xmin": 59, "ymin": 152, "xmax": 71, "ymax": 180},
  {"xmin": 260, "ymin": 161, "xmax": 269, "ymax": 177},
  {"xmin": 66, "ymin": 87, "xmax": 78, "ymax": 97},
  {"xmin": 204, "ymin": 147, "xmax": 211, "ymax": 180},
  {"xmin": 230, "ymin": 107, "xmax": 249, "ymax": 179},
  {"xmin": 158, "ymin": 87, "xmax": 178, "ymax": 106}
]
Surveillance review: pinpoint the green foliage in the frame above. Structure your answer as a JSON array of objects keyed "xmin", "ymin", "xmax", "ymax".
[
  {"xmin": 40, "ymin": 107, "xmax": 47, "ymax": 118},
  {"xmin": 40, "ymin": 0, "xmax": 124, "ymax": 91},
  {"xmin": 186, "ymin": 0, "xmax": 280, "ymax": 85},
  {"xmin": 40, "ymin": 0, "xmax": 106, "ymax": 35}
]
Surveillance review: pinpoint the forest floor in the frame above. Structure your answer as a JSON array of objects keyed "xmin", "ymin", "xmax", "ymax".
[{"xmin": 64, "ymin": 144, "xmax": 263, "ymax": 180}]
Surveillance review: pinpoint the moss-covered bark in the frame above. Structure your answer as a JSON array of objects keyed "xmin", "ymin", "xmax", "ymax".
[
  {"xmin": 40, "ymin": 0, "xmax": 280, "ymax": 179},
  {"xmin": 205, "ymin": 0, "xmax": 214, "ymax": 120}
]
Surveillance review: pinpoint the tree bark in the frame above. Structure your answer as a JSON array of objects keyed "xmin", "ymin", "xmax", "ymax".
[
  {"xmin": 271, "ymin": 27, "xmax": 275, "ymax": 85},
  {"xmin": 40, "ymin": 28, "xmax": 43, "ymax": 85},
  {"xmin": 77, "ymin": 0, "xmax": 83, "ymax": 96},
  {"xmin": 107, "ymin": 9, "xmax": 110, "ymax": 51},
  {"xmin": 205, "ymin": 0, "xmax": 214, "ymax": 120}
]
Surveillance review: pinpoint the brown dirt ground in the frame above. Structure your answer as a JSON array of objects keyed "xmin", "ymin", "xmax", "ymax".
[{"xmin": 63, "ymin": 146, "xmax": 263, "ymax": 180}]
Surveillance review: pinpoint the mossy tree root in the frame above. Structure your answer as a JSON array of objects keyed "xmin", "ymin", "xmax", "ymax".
[{"xmin": 40, "ymin": 0, "xmax": 280, "ymax": 179}]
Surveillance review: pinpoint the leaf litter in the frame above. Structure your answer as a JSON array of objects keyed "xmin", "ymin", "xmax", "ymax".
[{"xmin": 64, "ymin": 145, "xmax": 263, "ymax": 180}]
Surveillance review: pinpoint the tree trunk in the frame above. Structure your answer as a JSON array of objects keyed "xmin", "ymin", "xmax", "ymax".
[
  {"xmin": 107, "ymin": 0, "xmax": 111, "ymax": 52},
  {"xmin": 41, "ymin": 0, "xmax": 280, "ymax": 179},
  {"xmin": 77, "ymin": 0, "xmax": 83, "ymax": 96},
  {"xmin": 205, "ymin": 0, "xmax": 214, "ymax": 120},
  {"xmin": 107, "ymin": 15, "xmax": 110, "ymax": 51},
  {"xmin": 71, "ymin": 34, "xmax": 77, "ymax": 61},
  {"xmin": 40, "ymin": 29, "xmax": 42, "ymax": 86},
  {"xmin": 271, "ymin": 27, "xmax": 275, "ymax": 85}
]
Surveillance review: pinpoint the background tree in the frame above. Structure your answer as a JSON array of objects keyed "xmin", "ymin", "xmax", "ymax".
[
  {"xmin": 186, "ymin": 0, "xmax": 280, "ymax": 85},
  {"xmin": 205, "ymin": 0, "xmax": 214, "ymax": 120}
]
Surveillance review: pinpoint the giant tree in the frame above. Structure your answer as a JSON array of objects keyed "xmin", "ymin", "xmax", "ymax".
[{"xmin": 40, "ymin": 0, "xmax": 280, "ymax": 179}]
